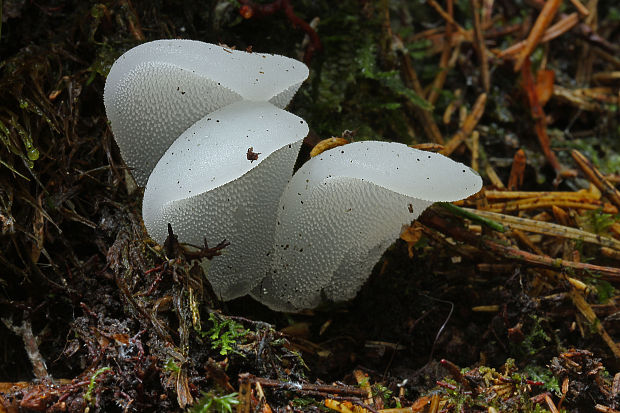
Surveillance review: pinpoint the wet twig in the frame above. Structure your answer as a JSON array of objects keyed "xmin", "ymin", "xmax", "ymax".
[{"xmin": 238, "ymin": 373, "xmax": 368, "ymax": 398}]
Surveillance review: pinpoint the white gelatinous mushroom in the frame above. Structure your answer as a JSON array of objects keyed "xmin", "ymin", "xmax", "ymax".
[
  {"xmin": 143, "ymin": 100, "xmax": 307, "ymax": 300},
  {"xmin": 104, "ymin": 39, "xmax": 483, "ymax": 311},
  {"xmin": 104, "ymin": 39, "xmax": 309, "ymax": 185},
  {"xmin": 252, "ymin": 141, "xmax": 482, "ymax": 312},
  {"xmin": 104, "ymin": 40, "xmax": 309, "ymax": 300}
]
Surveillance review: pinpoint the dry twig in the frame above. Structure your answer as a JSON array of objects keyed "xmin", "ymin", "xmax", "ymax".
[
  {"xmin": 571, "ymin": 149, "xmax": 620, "ymax": 209},
  {"xmin": 514, "ymin": 0, "xmax": 564, "ymax": 71},
  {"xmin": 440, "ymin": 93, "xmax": 487, "ymax": 156}
]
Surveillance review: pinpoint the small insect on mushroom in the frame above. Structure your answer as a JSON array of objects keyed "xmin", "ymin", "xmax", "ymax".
[{"xmin": 247, "ymin": 147, "xmax": 261, "ymax": 162}]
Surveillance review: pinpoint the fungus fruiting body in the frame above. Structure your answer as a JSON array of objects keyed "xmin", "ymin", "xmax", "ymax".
[
  {"xmin": 253, "ymin": 141, "xmax": 482, "ymax": 311},
  {"xmin": 142, "ymin": 101, "xmax": 307, "ymax": 300},
  {"xmin": 104, "ymin": 40, "xmax": 482, "ymax": 311},
  {"xmin": 104, "ymin": 39, "xmax": 308, "ymax": 186}
]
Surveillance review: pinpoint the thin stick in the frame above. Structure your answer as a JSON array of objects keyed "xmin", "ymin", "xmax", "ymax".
[
  {"xmin": 422, "ymin": 212, "xmax": 620, "ymax": 282},
  {"xmin": 465, "ymin": 208, "xmax": 620, "ymax": 250},
  {"xmin": 568, "ymin": 0, "xmax": 590, "ymax": 16},
  {"xmin": 427, "ymin": 0, "xmax": 471, "ymax": 40},
  {"xmin": 398, "ymin": 49, "xmax": 445, "ymax": 144},
  {"xmin": 1, "ymin": 318, "xmax": 50, "ymax": 381},
  {"xmin": 507, "ymin": 149, "xmax": 526, "ymax": 190},
  {"xmin": 571, "ymin": 149, "xmax": 620, "ymax": 209},
  {"xmin": 521, "ymin": 58, "xmax": 566, "ymax": 176},
  {"xmin": 239, "ymin": 373, "xmax": 368, "ymax": 398},
  {"xmin": 428, "ymin": 0, "xmax": 454, "ymax": 105},
  {"xmin": 440, "ymin": 93, "xmax": 487, "ymax": 156},
  {"xmin": 471, "ymin": 0, "xmax": 490, "ymax": 91},
  {"xmin": 514, "ymin": 0, "xmax": 563, "ymax": 71},
  {"xmin": 471, "ymin": 131, "xmax": 480, "ymax": 172},
  {"xmin": 570, "ymin": 289, "xmax": 620, "ymax": 359},
  {"xmin": 485, "ymin": 163, "xmax": 505, "ymax": 188},
  {"xmin": 481, "ymin": 199, "xmax": 614, "ymax": 213},
  {"xmin": 498, "ymin": 13, "xmax": 579, "ymax": 58},
  {"xmin": 485, "ymin": 189, "xmax": 598, "ymax": 200},
  {"xmin": 439, "ymin": 203, "xmax": 506, "ymax": 232}
]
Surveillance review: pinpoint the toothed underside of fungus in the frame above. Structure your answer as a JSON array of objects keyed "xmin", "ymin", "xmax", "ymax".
[
  {"xmin": 104, "ymin": 39, "xmax": 309, "ymax": 185},
  {"xmin": 251, "ymin": 141, "xmax": 482, "ymax": 312},
  {"xmin": 143, "ymin": 101, "xmax": 308, "ymax": 300},
  {"xmin": 105, "ymin": 40, "xmax": 483, "ymax": 311}
]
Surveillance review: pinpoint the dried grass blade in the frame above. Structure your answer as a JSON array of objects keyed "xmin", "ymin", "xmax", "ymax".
[
  {"xmin": 485, "ymin": 189, "xmax": 599, "ymax": 200},
  {"xmin": 463, "ymin": 208, "xmax": 620, "ymax": 250}
]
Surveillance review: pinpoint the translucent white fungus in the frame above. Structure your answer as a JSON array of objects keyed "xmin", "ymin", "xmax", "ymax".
[
  {"xmin": 105, "ymin": 40, "xmax": 483, "ymax": 312},
  {"xmin": 104, "ymin": 39, "xmax": 309, "ymax": 185},
  {"xmin": 252, "ymin": 141, "xmax": 482, "ymax": 312},
  {"xmin": 143, "ymin": 101, "xmax": 308, "ymax": 300}
]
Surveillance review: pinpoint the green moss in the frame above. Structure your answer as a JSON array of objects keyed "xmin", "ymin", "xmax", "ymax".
[
  {"xmin": 188, "ymin": 392, "xmax": 239, "ymax": 413},
  {"xmin": 200, "ymin": 313, "xmax": 249, "ymax": 356},
  {"xmin": 583, "ymin": 209, "xmax": 618, "ymax": 235},
  {"xmin": 523, "ymin": 365, "xmax": 561, "ymax": 396}
]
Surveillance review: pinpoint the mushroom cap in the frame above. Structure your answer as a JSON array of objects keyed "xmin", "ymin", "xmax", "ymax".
[
  {"xmin": 143, "ymin": 100, "xmax": 308, "ymax": 300},
  {"xmin": 252, "ymin": 141, "xmax": 482, "ymax": 311},
  {"xmin": 104, "ymin": 39, "xmax": 309, "ymax": 185}
]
